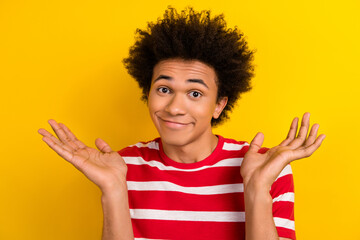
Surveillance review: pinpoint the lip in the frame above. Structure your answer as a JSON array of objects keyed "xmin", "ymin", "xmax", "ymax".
[{"xmin": 158, "ymin": 117, "xmax": 191, "ymax": 129}]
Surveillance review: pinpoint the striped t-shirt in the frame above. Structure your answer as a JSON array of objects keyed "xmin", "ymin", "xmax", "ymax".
[{"xmin": 119, "ymin": 135, "xmax": 296, "ymax": 240}]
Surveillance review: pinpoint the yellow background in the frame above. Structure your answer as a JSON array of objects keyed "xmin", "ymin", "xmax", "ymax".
[{"xmin": 1, "ymin": 0, "xmax": 359, "ymax": 239}]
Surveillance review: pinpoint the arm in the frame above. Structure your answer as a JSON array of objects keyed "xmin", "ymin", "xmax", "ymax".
[
  {"xmin": 244, "ymin": 180, "xmax": 292, "ymax": 240},
  {"xmin": 101, "ymin": 183, "xmax": 133, "ymax": 240},
  {"xmin": 244, "ymin": 185, "xmax": 278, "ymax": 239},
  {"xmin": 241, "ymin": 113, "xmax": 325, "ymax": 240},
  {"xmin": 38, "ymin": 120, "xmax": 134, "ymax": 240}
]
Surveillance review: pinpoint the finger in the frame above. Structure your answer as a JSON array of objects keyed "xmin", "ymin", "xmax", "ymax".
[
  {"xmin": 291, "ymin": 134, "xmax": 326, "ymax": 160},
  {"xmin": 58, "ymin": 123, "xmax": 87, "ymax": 149},
  {"xmin": 289, "ymin": 112, "xmax": 310, "ymax": 148},
  {"xmin": 38, "ymin": 128, "xmax": 73, "ymax": 152},
  {"xmin": 48, "ymin": 120, "xmax": 78, "ymax": 150},
  {"xmin": 42, "ymin": 135, "xmax": 74, "ymax": 161},
  {"xmin": 38, "ymin": 128, "xmax": 62, "ymax": 145},
  {"xmin": 95, "ymin": 138, "xmax": 113, "ymax": 153},
  {"xmin": 304, "ymin": 123, "xmax": 319, "ymax": 147},
  {"xmin": 280, "ymin": 117, "xmax": 299, "ymax": 146},
  {"xmin": 248, "ymin": 132, "xmax": 264, "ymax": 153},
  {"xmin": 48, "ymin": 119, "xmax": 70, "ymax": 142}
]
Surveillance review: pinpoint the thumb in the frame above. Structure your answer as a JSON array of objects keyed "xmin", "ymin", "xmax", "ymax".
[
  {"xmin": 248, "ymin": 132, "xmax": 264, "ymax": 153},
  {"xmin": 95, "ymin": 138, "xmax": 113, "ymax": 153}
]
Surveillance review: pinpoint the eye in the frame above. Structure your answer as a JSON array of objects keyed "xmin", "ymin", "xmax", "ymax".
[
  {"xmin": 189, "ymin": 91, "xmax": 202, "ymax": 98},
  {"xmin": 157, "ymin": 87, "xmax": 171, "ymax": 94}
]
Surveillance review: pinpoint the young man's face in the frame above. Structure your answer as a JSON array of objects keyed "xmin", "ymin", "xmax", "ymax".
[{"xmin": 148, "ymin": 59, "xmax": 227, "ymax": 147}]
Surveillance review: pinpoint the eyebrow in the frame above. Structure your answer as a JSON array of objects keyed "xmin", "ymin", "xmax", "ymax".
[{"xmin": 154, "ymin": 75, "xmax": 209, "ymax": 89}]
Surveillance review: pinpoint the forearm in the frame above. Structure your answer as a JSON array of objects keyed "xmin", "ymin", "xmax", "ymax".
[
  {"xmin": 244, "ymin": 185, "xmax": 278, "ymax": 240},
  {"xmin": 101, "ymin": 182, "xmax": 134, "ymax": 240}
]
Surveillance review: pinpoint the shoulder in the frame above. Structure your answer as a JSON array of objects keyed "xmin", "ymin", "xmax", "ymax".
[
  {"xmin": 220, "ymin": 135, "xmax": 293, "ymax": 188},
  {"xmin": 219, "ymin": 135, "xmax": 269, "ymax": 155},
  {"xmin": 118, "ymin": 138, "xmax": 161, "ymax": 157},
  {"xmin": 219, "ymin": 135, "xmax": 248, "ymax": 151}
]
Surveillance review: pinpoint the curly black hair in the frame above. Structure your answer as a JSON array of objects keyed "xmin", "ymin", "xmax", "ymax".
[{"xmin": 123, "ymin": 7, "xmax": 255, "ymax": 126}]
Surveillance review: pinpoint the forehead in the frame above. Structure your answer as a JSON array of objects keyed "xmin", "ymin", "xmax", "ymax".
[{"xmin": 152, "ymin": 59, "xmax": 218, "ymax": 85}]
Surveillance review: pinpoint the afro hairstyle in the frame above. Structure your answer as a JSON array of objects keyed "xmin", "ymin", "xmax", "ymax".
[{"xmin": 123, "ymin": 7, "xmax": 255, "ymax": 126}]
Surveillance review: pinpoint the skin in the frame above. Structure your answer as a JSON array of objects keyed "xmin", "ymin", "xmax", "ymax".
[
  {"xmin": 38, "ymin": 58, "xmax": 325, "ymax": 240},
  {"xmin": 148, "ymin": 59, "xmax": 227, "ymax": 163},
  {"xmin": 242, "ymin": 113, "xmax": 325, "ymax": 240},
  {"xmin": 38, "ymin": 121, "xmax": 133, "ymax": 240}
]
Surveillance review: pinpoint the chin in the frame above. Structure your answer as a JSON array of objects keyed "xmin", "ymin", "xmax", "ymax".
[{"xmin": 159, "ymin": 131, "xmax": 195, "ymax": 147}]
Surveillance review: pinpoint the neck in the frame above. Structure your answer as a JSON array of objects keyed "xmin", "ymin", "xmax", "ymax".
[{"xmin": 162, "ymin": 132, "xmax": 219, "ymax": 164}]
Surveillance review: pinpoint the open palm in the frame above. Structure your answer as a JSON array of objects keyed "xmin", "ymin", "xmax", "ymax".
[
  {"xmin": 241, "ymin": 113, "xmax": 326, "ymax": 190},
  {"xmin": 38, "ymin": 120, "xmax": 127, "ymax": 192}
]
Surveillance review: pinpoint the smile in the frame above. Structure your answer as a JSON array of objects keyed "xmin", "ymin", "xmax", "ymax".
[{"xmin": 158, "ymin": 117, "xmax": 191, "ymax": 129}]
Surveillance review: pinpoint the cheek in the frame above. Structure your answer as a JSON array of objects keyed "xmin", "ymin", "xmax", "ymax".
[
  {"xmin": 147, "ymin": 96, "xmax": 155, "ymax": 116},
  {"xmin": 148, "ymin": 93, "xmax": 164, "ymax": 113},
  {"xmin": 148, "ymin": 99, "xmax": 157, "ymax": 115},
  {"xmin": 192, "ymin": 102, "xmax": 216, "ymax": 119}
]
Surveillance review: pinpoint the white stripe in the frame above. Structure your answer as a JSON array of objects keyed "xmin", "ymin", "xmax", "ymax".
[
  {"xmin": 275, "ymin": 164, "xmax": 293, "ymax": 181},
  {"xmin": 123, "ymin": 156, "xmax": 243, "ymax": 172},
  {"xmin": 272, "ymin": 192, "xmax": 295, "ymax": 203},
  {"xmin": 130, "ymin": 209, "xmax": 245, "ymax": 222},
  {"xmin": 273, "ymin": 217, "xmax": 295, "ymax": 231},
  {"xmin": 129, "ymin": 141, "xmax": 159, "ymax": 150},
  {"xmin": 223, "ymin": 142, "xmax": 249, "ymax": 151},
  {"xmin": 127, "ymin": 181, "xmax": 244, "ymax": 195}
]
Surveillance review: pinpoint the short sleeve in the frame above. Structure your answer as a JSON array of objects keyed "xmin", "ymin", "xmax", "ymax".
[{"xmin": 270, "ymin": 164, "xmax": 296, "ymax": 240}]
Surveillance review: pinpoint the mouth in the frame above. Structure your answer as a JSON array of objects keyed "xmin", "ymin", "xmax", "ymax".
[{"xmin": 158, "ymin": 117, "xmax": 191, "ymax": 129}]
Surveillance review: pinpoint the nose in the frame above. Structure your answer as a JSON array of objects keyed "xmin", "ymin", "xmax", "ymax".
[{"xmin": 165, "ymin": 93, "xmax": 186, "ymax": 116}]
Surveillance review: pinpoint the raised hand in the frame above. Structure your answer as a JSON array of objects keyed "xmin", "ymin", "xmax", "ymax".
[
  {"xmin": 38, "ymin": 120, "xmax": 127, "ymax": 193},
  {"xmin": 240, "ymin": 112, "xmax": 326, "ymax": 191}
]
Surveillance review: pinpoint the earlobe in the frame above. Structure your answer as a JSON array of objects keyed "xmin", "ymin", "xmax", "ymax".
[{"xmin": 213, "ymin": 97, "xmax": 228, "ymax": 119}]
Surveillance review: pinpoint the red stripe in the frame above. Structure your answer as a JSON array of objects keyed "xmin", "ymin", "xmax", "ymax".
[
  {"xmin": 119, "ymin": 146, "xmax": 161, "ymax": 162},
  {"xmin": 128, "ymin": 191, "xmax": 245, "ymax": 211},
  {"xmin": 270, "ymin": 174, "xmax": 294, "ymax": 198},
  {"xmin": 132, "ymin": 219, "xmax": 245, "ymax": 240},
  {"xmin": 276, "ymin": 226, "xmax": 296, "ymax": 240},
  {"xmin": 127, "ymin": 164, "xmax": 243, "ymax": 186},
  {"xmin": 272, "ymin": 201, "xmax": 295, "ymax": 220}
]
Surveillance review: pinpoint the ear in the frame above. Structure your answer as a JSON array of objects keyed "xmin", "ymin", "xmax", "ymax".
[{"xmin": 213, "ymin": 97, "xmax": 228, "ymax": 119}]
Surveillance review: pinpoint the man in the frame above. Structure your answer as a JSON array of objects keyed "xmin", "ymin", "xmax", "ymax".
[{"xmin": 38, "ymin": 7, "xmax": 325, "ymax": 240}]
